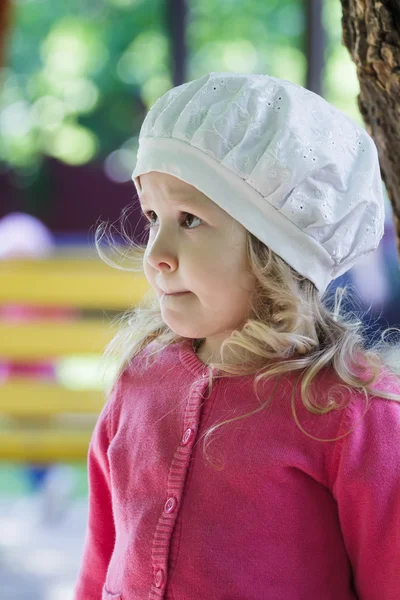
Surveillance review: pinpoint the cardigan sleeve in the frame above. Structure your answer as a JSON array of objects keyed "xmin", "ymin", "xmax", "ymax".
[
  {"xmin": 72, "ymin": 381, "xmax": 118, "ymax": 600},
  {"xmin": 329, "ymin": 387, "xmax": 400, "ymax": 600}
]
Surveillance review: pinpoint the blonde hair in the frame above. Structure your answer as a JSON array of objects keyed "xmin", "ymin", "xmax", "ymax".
[{"xmin": 95, "ymin": 201, "xmax": 400, "ymax": 470}]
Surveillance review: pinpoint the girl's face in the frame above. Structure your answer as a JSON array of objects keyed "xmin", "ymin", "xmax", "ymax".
[{"xmin": 138, "ymin": 171, "xmax": 256, "ymax": 363}]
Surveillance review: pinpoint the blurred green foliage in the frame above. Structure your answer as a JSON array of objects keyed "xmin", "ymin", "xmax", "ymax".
[{"xmin": 0, "ymin": 0, "xmax": 360, "ymax": 185}]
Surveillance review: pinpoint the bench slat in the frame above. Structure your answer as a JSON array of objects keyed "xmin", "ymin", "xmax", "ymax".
[
  {"xmin": 0, "ymin": 429, "xmax": 93, "ymax": 462},
  {"xmin": 0, "ymin": 381, "xmax": 106, "ymax": 415},
  {"xmin": 0, "ymin": 320, "xmax": 120, "ymax": 358},
  {"xmin": 0, "ymin": 259, "xmax": 149, "ymax": 308}
]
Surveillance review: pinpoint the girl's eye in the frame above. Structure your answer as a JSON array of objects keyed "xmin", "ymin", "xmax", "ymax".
[{"xmin": 143, "ymin": 211, "xmax": 202, "ymax": 231}]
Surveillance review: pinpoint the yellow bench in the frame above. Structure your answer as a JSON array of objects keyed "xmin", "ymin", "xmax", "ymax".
[{"xmin": 0, "ymin": 250, "xmax": 150, "ymax": 463}]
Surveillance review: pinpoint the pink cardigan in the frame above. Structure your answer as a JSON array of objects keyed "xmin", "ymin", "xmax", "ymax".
[{"xmin": 73, "ymin": 338, "xmax": 400, "ymax": 600}]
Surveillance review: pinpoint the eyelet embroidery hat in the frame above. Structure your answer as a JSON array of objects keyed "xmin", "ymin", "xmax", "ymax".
[{"xmin": 132, "ymin": 71, "xmax": 385, "ymax": 293}]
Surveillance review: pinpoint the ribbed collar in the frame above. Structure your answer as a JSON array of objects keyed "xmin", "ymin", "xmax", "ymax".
[{"xmin": 178, "ymin": 338, "xmax": 216, "ymax": 379}]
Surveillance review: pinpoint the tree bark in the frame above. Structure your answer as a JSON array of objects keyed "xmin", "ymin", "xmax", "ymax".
[{"xmin": 340, "ymin": 0, "xmax": 400, "ymax": 255}]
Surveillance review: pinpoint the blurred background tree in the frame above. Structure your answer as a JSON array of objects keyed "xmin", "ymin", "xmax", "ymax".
[
  {"xmin": 0, "ymin": 0, "xmax": 11, "ymax": 66},
  {"xmin": 0, "ymin": 0, "xmax": 364, "ymax": 233}
]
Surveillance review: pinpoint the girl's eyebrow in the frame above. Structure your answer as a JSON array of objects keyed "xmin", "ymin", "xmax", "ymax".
[{"xmin": 139, "ymin": 190, "xmax": 199, "ymax": 208}]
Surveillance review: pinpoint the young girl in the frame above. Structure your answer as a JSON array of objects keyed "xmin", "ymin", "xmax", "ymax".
[{"xmin": 74, "ymin": 72, "xmax": 400, "ymax": 600}]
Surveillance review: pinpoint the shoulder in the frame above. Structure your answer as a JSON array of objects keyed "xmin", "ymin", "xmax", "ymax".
[
  {"xmin": 284, "ymin": 364, "xmax": 400, "ymax": 464},
  {"xmin": 342, "ymin": 366, "xmax": 400, "ymax": 430},
  {"xmin": 328, "ymin": 366, "xmax": 400, "ymax": 488}
]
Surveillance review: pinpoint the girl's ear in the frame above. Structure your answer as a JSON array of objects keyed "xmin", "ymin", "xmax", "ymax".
[{"xmin": 135, "ymin": 176, "xmax": 142, "ymax": 194}]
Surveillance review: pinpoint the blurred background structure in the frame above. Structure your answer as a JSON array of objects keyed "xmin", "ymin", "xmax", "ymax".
[{"xmin": 0, "ymin": 0, "xmax": 399, "ymax": 598}]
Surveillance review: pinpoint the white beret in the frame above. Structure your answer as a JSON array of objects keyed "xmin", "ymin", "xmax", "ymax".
[{"xmin": 132, "ymin": 72, "xmax": 385, "ymax": 293}]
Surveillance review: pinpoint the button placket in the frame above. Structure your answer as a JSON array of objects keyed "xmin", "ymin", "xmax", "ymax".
[{"xmin": 151, "ymin": 368, "xmax": 210, "ymax": 598}]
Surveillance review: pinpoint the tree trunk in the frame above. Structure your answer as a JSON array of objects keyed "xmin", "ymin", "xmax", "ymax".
[
  {"xmin": 0, "ymin": 0, "xmax": 11, "ymax": 68},
  {"xmin": 340, "ymin": 0, "xmax": 400, "ymax": 255}
]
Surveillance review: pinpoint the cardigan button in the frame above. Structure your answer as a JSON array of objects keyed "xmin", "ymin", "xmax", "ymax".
[
  {"xmin": 155, "ymin": 569, "xmax": 165, "ymax": 588},
  {"xmin": 164, "ymin": 496, "xmax": 177, "ymax": 513},
  {"xmin": 182, "ymin": 428, "xmax": 193, "ymax": 445}
]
